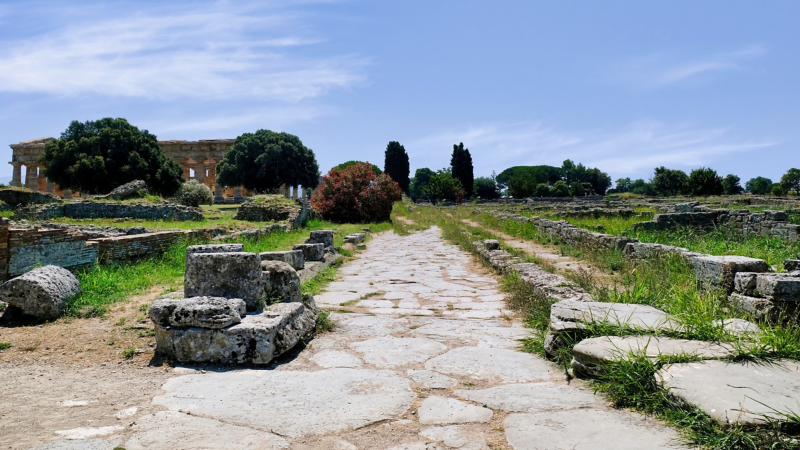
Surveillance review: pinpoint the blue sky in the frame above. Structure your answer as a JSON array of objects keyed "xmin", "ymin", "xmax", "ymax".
[{"xmin": 0, "ymin": 0, "xmax": 797, "ymax": 185}]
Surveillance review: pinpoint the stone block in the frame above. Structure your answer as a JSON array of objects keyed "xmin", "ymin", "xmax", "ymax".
[
  {"xmin": 657, "ymin": 360, "xmax": 800, "ymax": 425},
  {"xmin": 788, "ymin": 260, "xmax": 800, "ymax": 272},
  {"xmin": 727, "ymin": 293, "xmax": 798, "ymax": 322},
  {"xmin": 765, "ymin": 210, "xmax": 787, "ymax": 221},
  {"xmin": 733, "ymin": 272, "xmax": 758, "ymax": 295},
  {"xmin": 0, "ymin": 265, "xmax": 81, "ymax": 319},
  {"xmin": 571, "ymin": 336, "xmax": 733, "ymax": 377},
  {"xmin": 261, "ymin": 261, "xmax": 302, "ymax": 303},
  {"xmin": 184, "ymin": 252, "xmax": 264, "ymax": 310},
  {"xmin": 102, "ymin": 179, "xmax": 147, "ymax": 200},
  {"xmin": 689, "ymin": 255, "xmax": 768, "ymax": 292},
  {"xmin": 344, "ymin": 233, "xmax": 365, "ymax": 244},
  {"xmin": 550, "ymin": 299, "xmax": 679, "ymax": 332},
  {"xmin": 483, "ymin": 240, "xmax": 500, "ymax": 250},
  {"xmin": 307, "ymin": 230, "xmax": 335, "ymax": 252},
  {"xmin": 293, "ymin": 243, "xmax": 325, "ymax": 261},
  {"xmin": 160, "ymin": 296, "xmax": 247, "ymax": 329},
  {"xmin": 755, "ymin": 271, "xmax": 800, "ymax": 301},
  {"xmin": 260, "ymin": 250, "xmax": 304, "ymax": 270},
  {"xmin": 186, "ymin": 244, "xmax": 243, "ymax": 258}
]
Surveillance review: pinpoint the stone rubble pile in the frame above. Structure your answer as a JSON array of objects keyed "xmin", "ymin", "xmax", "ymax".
[{"xmin": 150, "ymin": 231, "xmax": 339, "ymax": 365}]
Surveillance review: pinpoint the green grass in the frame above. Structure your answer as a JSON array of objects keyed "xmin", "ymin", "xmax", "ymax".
[{"xmin": 0, "ymin": 343, "xmax": 12, "ymax": 350}]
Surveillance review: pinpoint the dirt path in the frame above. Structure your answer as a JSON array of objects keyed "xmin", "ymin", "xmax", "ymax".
[
  {"xmin": 461, "ymin": 219, "xmax": 619, "ymax": 287},
  {"xmin": 12, "ymin": 228, "xmax": 681, "ymax": 449}
]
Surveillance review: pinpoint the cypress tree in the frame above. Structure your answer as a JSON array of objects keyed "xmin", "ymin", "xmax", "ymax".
[
  {"xmin": 383, "ymin": 141, "xmax": 410, "ymax": 194},
  {"xmin": 450, "ymin": 142, "xmax": 474, "ymax": 197}
]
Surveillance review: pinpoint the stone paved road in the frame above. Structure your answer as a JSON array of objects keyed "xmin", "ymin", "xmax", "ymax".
[{"xmin": 33, "ymin": 227, "xmax": 685, "ymax": 450}]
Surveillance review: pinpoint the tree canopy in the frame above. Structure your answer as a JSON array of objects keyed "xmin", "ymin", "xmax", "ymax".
[
  {"xmin": 496, "ymin": 165, "xmax": 561, "ymax": 187},
  {"xmin": 497, "ymin": 161, "xmax": 611, "ymax": 196},
  {"xmin": 745, "ymin": 177, "xmax": 773, "ymax": 195},
  {"xmin": 652, "ymin": 167, "xmax": 689, "ymax": 196},
  {"xmin": 41, "ymin": 117, "xmax": 183, "ymax": 196},
  {"xmin": 216, "ymin": 130, "xmax": 319, "ymax": 192},
  {"xmin": 450, "ymin": 143, "xmax": 474, "ymax": 198},
  {"xmin": 780, "ymin": 168, "xmax": 800, "ymax": 195},
  {"xmin": 687, "ymin": 167, "xmax": 723, "ymax": 196},
  {"xmin": 422, "ymin": 168, "xmax": 464, "ymax": 204},
  {"xmin": 410, "ymin": 167, "xmax": 435, "ymax": 199},
  {"xmin": 474, "ymin": 172, "xmax": 500, "ymax": 199},
  {"xmin": 722, "ymin": 174, "xmax": 744, "ymax": 195},
  {"xmin": 334, "ymin": 160, "xmax": 382, "ymax": 175},
  {"xmin": 383, "ymin": 141, "xmax": 410, "ymax": 194}
]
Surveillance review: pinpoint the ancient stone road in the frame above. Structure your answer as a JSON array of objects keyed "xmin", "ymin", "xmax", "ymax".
[{"xmin": 33, "ymin": 227, "xmax": 685, "ymax": 450}]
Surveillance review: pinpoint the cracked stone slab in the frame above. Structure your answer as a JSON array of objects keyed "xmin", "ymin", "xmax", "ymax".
[
  {"xmin": 412, "ymin": 320, "xmax": 530, "ymax": 349},
  {"xmin": 153, "ymin": 368, "xmax": 415, "ymax": 438},
  {"xmin": 455, "ymin": 383, "xmax": 603, "ymax": 412},
  {"xmin": 407, "ymin": 370, "xmax": 458, "ymax": 389},
  {"xmin": 504, "ymin": 409, "xmax": 680, "ymax": 449},
  {"xmin": 309, "ymin": 350, "xmax": 363, "ymax": 368},
  {"xmin": 418, "ymin": 396, "xmax": 493, "ymax": 425},
  {"xmin": 572, "ymin": 336, "xmax": 734, "ymax": 375},
  {"xmin": 53, "ymin": 427, "xmax": 123, "ymax": 440},
  {"xmin": 657, "ymin": 359, "xmax": 800, "ymax": 425},
  {"xmin": 31, "ymin": 440, "xmax": 122, "ymax": 450},
  {"xmin": 551, "ymin": 300, "xmax": 680, "ymax": 332},
  {"xmin": 420, "ymin": 425, "xmax": 489, "ymax": 449},
  {"xmin": 350, "ymin": 336, "xmax": 447, "ymax": 367},
  {"xmin": 124, "ymin": 411, "xmax": 289, "ymax": 449},
  {"xmin": 425, "ymin": 347, "xmax": 554, "ymax": 383}
]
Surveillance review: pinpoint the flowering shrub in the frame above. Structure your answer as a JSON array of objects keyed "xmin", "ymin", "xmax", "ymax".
[{"xmin": 311, "ymin": 162, "xmax": 402, "ymax": 223}]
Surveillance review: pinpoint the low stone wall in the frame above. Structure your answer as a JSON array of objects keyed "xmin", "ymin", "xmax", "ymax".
[
  {"xmin": 633, "ymin": 202, "xmax": 800, "ymax": 242},
  {"xmin": 91, "ymin": 230, "xmax": 209, "ymax": 263},
  {"xmin": 7, "ymin": 226, "xmax": 98, "ymax": 277},
  {"xmin": 16, "ymin": 201, "xmax": 204, "ymax": 221}
]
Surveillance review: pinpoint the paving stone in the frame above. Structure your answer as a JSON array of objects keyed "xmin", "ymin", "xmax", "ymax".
[
  {"xmin": 153, "ymin": 368, "xmax": 415, "ymax": 438},
  {"xmin": 425, "ymin": 347, "xmax": 554, "ymax": 382},
  {"xmin": 418, "ymin": 396, "xmax": 493, "ymax": 425},
  {"xmin": 714, "ymin": 318, "xmax": 760, "ymax": 335},
  {"xmin": 53, "ymin": 426, "xmax": 123, "ymax": 440},
  {"xmin": 412, "ymin": 320, "xmax": 530, "ymax": 349},
  {"xmin": 309, "ymin": 350, "xmax": 363, "ymax": 368},
  {"xmin": 572, "ymin": 336, "xmax": 734, "ymax": 376},
  {"xmin": 31, "ymin": 440, "xmax": 122, "ymax": 450},
  {"xmin": 657, "ymin": 359, "xmax": 800, "ymax": 425},
  {"xmin": 504, "ymin": 409, "xmax": 680, "ymax": 449},
  {"xmin": 420, "ymin": 426, "xmax": 488, "ymax": 450},
  {"xmin": 124, "ymin": 411, "xmax": 288, "ymax": 449},
  {"xmin": 455, "ymin": 383, "xmax": 603, "ymax": 412},
  {"xmin": 350, "ymin": 336, "xmax": 447, "ymax": 367},
  {"xmin": 407, "ymin": 369, "xmax": 458, "ymax": 389},
  {"xmin": 550, "ymin": 299, "xmax": 679, "ymax": 331}
]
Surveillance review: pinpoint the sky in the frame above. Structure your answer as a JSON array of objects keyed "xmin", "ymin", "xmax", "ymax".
[{"xmin": 0, "ymin": 0, "xmax": 798, "ymax": 186}]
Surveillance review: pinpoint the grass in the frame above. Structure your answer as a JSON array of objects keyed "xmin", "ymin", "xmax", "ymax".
[{"xmin": 0, "ymin": 342, "xmax": 12, "ymax": 350}]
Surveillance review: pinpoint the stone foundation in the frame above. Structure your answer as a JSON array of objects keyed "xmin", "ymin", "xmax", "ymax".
[{"xmin": 16, "ymin": 201, "xmax": 204, "ymax": 221}]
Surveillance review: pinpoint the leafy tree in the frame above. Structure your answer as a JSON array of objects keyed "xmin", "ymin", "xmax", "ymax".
[
  {"xmin": 630, "ymin": 179, "xmax": 656, "ymax": 196},
  {"xmin": 507, "ymin": 172, "xmax": 537, "ymax": 198},
  {"xmin": 450, "ymin": 143, "xmax": 474, "ymax": 198},
  {"xmin": 217, "ymin": 130, "xmax": 319, "ymax": 193},
  {"xmin": 615, "ymin": 177, "xmax": 632, "ymax": 193},
  {"xmin": 474, "ymin": 173, "xmax": 500, "ymax": 199},
  {"xmin": 422, "ymin": 169, "xmax": 463, "ymax": 204},
  {"xmin": 333, "ymin": 160, "xmax": 381, "ymax": 175},
  {"xmin": 745, "ymin": 176, "xmax": 773, "ymax": 195},
  {"xmin": 383, "ymin": 141, "xmax": 410, "ymax": 194},
  {"xmin": 569, "ymin": 182, "xmax": 584, "ymax": 197},
  {"xmin": 533, "ymin": 183, "xmax": 550, "ymax": 197},
  {"xmin": 687, "ymin": 167, "xmax": 724, "ymax": 196},
  {"xmin": 771, "ymin": 183, "xmax": 787, "ymax": 196},
  {"xmin": 561, "ymin": 160, "xmax": 611, "ymax": 194},
  {"xmin": 561, "ymin": 160, "xmax": 576, "ymax": 185},
  {"xmin": 780, "ymin": 168, "xmax": 800, "ymax": 195},
  {"xmin": 311, "ymin": 162, "xmax": 401, "ymax": 222},
  {"xmin": 652, "ymin": 167, "xmax": 688, "ymax": 196},
  {"xmin": 41, "ymin": 117, "xmax": 183, "ymax": 196},
  {"xmin": 496, "ymin": 165, "xmax": 562, "ymax": 188},
  {"xmin": 550, "ymin": 180, "xmax": 570, "ymax": 197},
  {"xmin": 410, "ymin": 167, "xmax": 435, "ymax": 199},
  {"xmin": 721, "ymin": 174, "xmax": 744, "ymax": 195}
]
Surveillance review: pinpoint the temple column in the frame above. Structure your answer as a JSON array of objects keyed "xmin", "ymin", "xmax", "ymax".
[
  {"xmin": 182, "ymin": 163, "xmax": 191, "ymax": 181},
  {"xmin": 24, "ymin": 165, "xmax": 37, "ymax": 190},
  {"xmin": 293, "ymin": 186, "xmax": 299, "ymax": 200},
  {"xmin": 206, "ymin": 163, "xmax": 216, "ymax": 191},
  {"xmin": 37, "ymin": 170, "xmax": 47, "ymax": 192},
  {"xmin": 11, "ymin": 163, "xmax": 22, "ymax": 187},
  {"xmin": 195, "ymin": 160, "xmax": 205, "ymax": 184}
]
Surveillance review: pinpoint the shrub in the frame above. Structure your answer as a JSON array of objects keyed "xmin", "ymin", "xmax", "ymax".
[
  {"xmin": 334, "ymin": 160, "xmax": 382, "ymax": 175},
  {"xmin": 474, "ymin": 174, "xmax": 501, "ymax": 199},
  {"xmin": 311, "ymin": 162, "xmax": 402, "ymax": 223},
  {"xmin": 550, "ymin": 180, "xmax": 570, "ymax": 197},
  {"xmin": 422, "ymin": 169, "xmax": 463, "ymax": 203},
  {"xmin": 41, "ymin": 118, "xmax": 183, "ymax": 196},
  {"xmin": 173, "ymin": 180, "xmax": 213, "ymax": 207}
]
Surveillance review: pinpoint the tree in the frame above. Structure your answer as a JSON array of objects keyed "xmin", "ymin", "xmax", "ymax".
[
  {"xmin": 771, "ymin": 183, "xmax": 787, "ymax": 196},
  {"xmin": 569, "ymin": 182, "xmax": 585, "ymax": 197},
  {"xmin": 217, "ymin": 130, "xmax": 319, "ymax": 193},
  {"xmin": 422, "ymin": 169, "xmax": 463, "ymax": 204},
  {"xmin": 507, "ymin": 172, "xmax": 537, "ymax": 198},
  {"xmin": 410, "ymin": 167, "xmax": 435, "ymax": 199},
  {"xmin": 533, "ymin": 183, "xmax": 550, "ymax": 197},
  {"xmin": 311, "ymin": 162, "xmax": 401, "ymax": 222},
  {"xmin": 688, "ymin": 167, "xmax": 724, "ymax": 196},
  {"xmin": 615, "ymin": 177, "xmax": 632, "ymax": 193},
  {"xmin": 652, "ymin": 167, "xmax": 688, "ymax": 196},
  {"xmin": 745, "ymin": 177, "xmax": 773, "ymax": 195},
  {"xmin": 630, "ymin": 179, "xmax": 656, "ymax": 196},
  {"xmin": 721, "ymin": 174, "xmax": 744, "ymax": 195},
  {"xmin": 41, "ymin": 117, "xmax": 183, "ymax": 196},
  {"xmin": 496, "ymin": 165, "xmax": 562, "ymax": 188},
  {"xmin": 780, "ymin": 168, "xmax": 800, "ymax": 195},
  {"xmin": 561, "ymin": 160, "xmax": 576, "ymax": 185},
  {"xmin": 383, "ymin": 141, "xmax": 410, "ymax": 194},
  {"xmin": 474, "ymin": 173, "xmax": 500, "ymax": 199},
  {"xmin": 333, "ymin": 160, "xmax": 382, "ymax": 175},
  {"xmin": 450, "ymin": 143, "xmax": 474, "ymax": 198},
  {"xmin": 550, "ymin": 180, "xmax": 570, "ymax": 197}
]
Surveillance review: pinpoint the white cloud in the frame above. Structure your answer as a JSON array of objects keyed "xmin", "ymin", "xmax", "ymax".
[
  {"xmin": 612, "ymin": 45, "xmax": 766, "ymax": 88},
  {"xmin": 410, "ymin": 121, "xmax": 777, "ymax": 178},
  {"xmin": 0, "ymin": 1, "xmax": 367, "ymax": 101}
]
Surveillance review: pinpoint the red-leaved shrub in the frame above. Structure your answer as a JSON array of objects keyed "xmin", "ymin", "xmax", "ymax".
[{"xmin": 311, "ymin": 162, "xmax": 402, "ymax": 223}]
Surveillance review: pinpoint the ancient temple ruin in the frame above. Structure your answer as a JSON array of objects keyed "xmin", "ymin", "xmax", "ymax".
[{"xmin": 8, "ymin": 137, "xmax": 312, "ymax": 200}]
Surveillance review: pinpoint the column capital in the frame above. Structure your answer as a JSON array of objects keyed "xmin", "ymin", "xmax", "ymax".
[{"xmin": 9, "ymin": 161, "xmax": 22, "ymax": 167}]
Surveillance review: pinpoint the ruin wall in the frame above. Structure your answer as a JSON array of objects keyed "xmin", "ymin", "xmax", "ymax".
[{"xmin": 16, "ymin": 201, "xmax": 204, "ymax": 221}]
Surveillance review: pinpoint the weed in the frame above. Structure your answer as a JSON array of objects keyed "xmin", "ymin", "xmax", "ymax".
[
  {"xmin": 138, "ymin": 304, "xmax": 149, "ymax": 312},
  {"xmin": 115, "ymin": 318, "xmax": 126, "ymax": 326},
  {"xmin": 137, "ymin": 329, "xmax": 156, "ymax": 338},
  {"xmin": 121, "ymin": 347, "xmax": 137, "ymax": 359},
  {"xmin": 315, "ymin": 310, "xmax": 335, "ymax": 333},
  {"xmin": 0, "ymin": 342, "xmax": 12, "ymax": 350}
]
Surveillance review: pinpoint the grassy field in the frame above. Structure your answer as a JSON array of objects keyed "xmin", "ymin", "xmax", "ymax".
[{"xmin": 69, "ymin": 219, "xmax": 390, "ymax": 317}]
